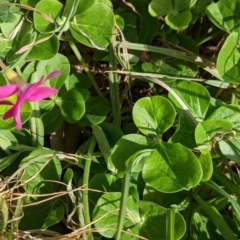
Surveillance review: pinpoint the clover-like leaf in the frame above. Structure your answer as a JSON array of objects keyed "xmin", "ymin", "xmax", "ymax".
[
  {"xmin": 133, "ymin": 96, "xmax": 176, "ymax": 138},
  {"xmin": 142, "ymin": 142, "xmax": 202, "ymax": 193},
  {"xmin": 169, "ymin": 81, "xmax": 210, "ymax": 121},
  {"xmin": 217, "ymin": 32, "xmax": 240, "ymax": 83},
  {"xmin": 70, "ymin": 0, "xmax": 114, "ymax": 49},
  {"xmin": 165, "ymin": 10, "xmax": 192, "ymax": 31}
]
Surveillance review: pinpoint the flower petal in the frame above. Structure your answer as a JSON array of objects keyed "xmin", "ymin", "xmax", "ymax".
[
  {"xmin": 38, "ymin": 71, "xmax": 61, "ymax": 85},
  {"xmin": 25, "ymin": 87, "xmax": 58, "ymax": 101},
  {"xmin": 3, "ymin": 97, "xmax": 25, "ymax": 130},
  {"xmin": 0, "ymin": 85, "xmax": 18, "ymax": 98}
]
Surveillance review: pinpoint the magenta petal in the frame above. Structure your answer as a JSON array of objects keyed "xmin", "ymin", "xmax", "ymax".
[
  {"xmin": 26, "ymin": 87, "xmax": 58, "ymax": 101},
  {"xmin": 0, "ymin": 85, "xmax": 18, "ymax": 98},
  {"xmin": 38, "ymin": 71, "xmax": 61, "ymax": 85},
  {"xmin": 3, "ymin": 99, "xmax": 24, "ymax": 130}
]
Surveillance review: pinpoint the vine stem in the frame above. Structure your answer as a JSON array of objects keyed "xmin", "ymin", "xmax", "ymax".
[
  {"xmin": 82, "ymin": 136, "xmax": 96, "ymax": 240},
  {"xmin": 115, "ymin": 163, "xmax": 132, "ymax": 240},
  {"xmin": 66, "ymin": 33, "xmax": 104, "ymax": 97}
]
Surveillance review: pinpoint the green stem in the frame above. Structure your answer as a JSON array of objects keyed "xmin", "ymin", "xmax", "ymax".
[
  {"xmin": 108, "ymin": 41, "xmax": 121, "ymax": 126},
  {"xmin": 115, "ymin": 164, "xmax": 132, "ymax": 240},
  {"xmin": 166, "ymin": 208, "xmax": 175, "ymax": 240},
  {"xmin": 66, "ymin": 33, "xmax": 103, "ymax": 97},
  {"xmin": 82, "ymin": 136, "xmax": 96, "ymax": 240},
  {"xmin": 29, "ymin": 102, "xmax": 44, "ymax": 147}
]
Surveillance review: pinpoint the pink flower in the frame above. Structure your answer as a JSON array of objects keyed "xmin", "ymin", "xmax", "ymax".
[{"xmin": 0, "ymin": 69, "xmax": 61, "ymax": 130}]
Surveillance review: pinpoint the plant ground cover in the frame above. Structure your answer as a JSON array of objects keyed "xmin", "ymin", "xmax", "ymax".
[{"xmin": 1, "ymin": 0, "xmax": 240, "ymax": 239}]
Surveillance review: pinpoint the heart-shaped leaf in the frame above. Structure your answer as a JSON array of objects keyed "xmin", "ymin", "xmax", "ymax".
[
  {"xmin": 142, "ymin": 142, "xmax": 202, "ymax": 193},
  {"xmin": 133, "ymin": 96, "xmax": 176, "ymax": 138}
]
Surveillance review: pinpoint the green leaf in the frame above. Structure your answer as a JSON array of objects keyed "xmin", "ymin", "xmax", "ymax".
[
  {"xmin": 165, "ymin": 11, "xmax": 192, "ymax": 31},
  {"xmin": 138, "ymin": 9, "xmax": 159, "ymax": 44},
  {"xmin": 219, "ymin": 133, "xmax": 240, "ymax": 162},
  {"xmin": 142, "ymin": 143, "xmax": 202, "ymax": 193},
  {"xmin": 34, "ymin": 0, "xmax": 63, "ymax": 33},
  {"xmin": 137, "ymin": 201, "xmax": 186, "ymax": 240},
  {"xmin": 195, "ymin": 119, "xmax": 233, "ymax": 154},
  {"xmin": 0, "ymin": 129, "xmax": 18, "ymax": 149},
  {"xmin": 0, "ymin": 95, "xmax": 32, "ymax": 130},
  {"xmin": 193, "ymin": 193, "xmax": 238, "ymax": 240},
  {"xmin": 0, "ymin": 152, "xmax": 22, "ymax": 172},
  {"xmin": 89, "ymin": 173, "xmax": 122, "ymax": 213},
  {"xmin": 207, "ymin": 104, "xmax": 240, "ymax": 128},
  {"xmin": 170, "ymin": 110, "xmax": 196, "ymax": 149},
  {"xmin": 28, "ymin": 35, "xmax": 59, "ymax": 60},
  {"xmin": 43, "ymin": 53, "xmax": 70, "ymax": 90},
  {"xmin": 20, "ymin": 149, "xmax": 62, "ymax": 195},
  {"xmin": 111, "ymin": 134, "xmax": 156, "ymax": 177},
  {"xmin": 133, "ymin": 96, "xmax": 176, "ymax": 138},
  {"xmin": 149, "ymin": 0, "xmax": 190, "ymax": 17},
  {"xmin": 206, "ymin": 0, "xmax": 240, "ymax": 33},
  {"xmin": 191, "ymin": 213, "xmax": 224, "ymax": 240},
  {"xmin": 65, "ymin": 73, "xmax": 91, "ymax": 90},
  {"xmin": 19, "ymin": 202, "xmax": 64, "ymax": 230},
  {"xmin": 199, "ymin": 152, "xmax": 213, "ymax": 182},
  {"xmin": 121, "ymin": 12, "xmax": 138, "ymax": 43},
  {"xmin": 217, "ymin": 32, "xmax": 240, "ymax": 83},
  {"xmin": 78, "ymin": 96, "xmax": 110, "ymax": 126},
  {"xmin": 143, "ymin": 185, "xmax": 190, "ymax": 210},
  {"xmin": 169, "ymin": 81, "xmax": 211, "ymax": 121},
  {"xmin": 56, "ymin": 88, "xmax": 85, "ymax": 123},
  {"xmin": 70, "ymin": 0, "xmax": 114, "ymax": 49},
  {"xmin": 92, "ymin": 125, "xmax": 114, "ymax": 171},
  {"xmin": 6, "ymin": 21, "xmax": 33, "ymax": 63},
  {"xmin": 92, "ymin": 192, "xmax": 140, "ymax": 238},
  {"xmin": 42, "ymin": 107, "xmax": 63, "ymax": 134}
]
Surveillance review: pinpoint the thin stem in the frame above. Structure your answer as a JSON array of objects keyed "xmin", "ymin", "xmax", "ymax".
[
  {"xmin": 0, "ymin": 59, "xmax": 6, "ymax": 70},
  {"xmin": 115, "ymin": 164, "xmax": 132, "ymax": 240},
  {"xmin": 108, "ymin": 41, "xmax": 121, "ymax": 126},
  {"xmin": 166, "ymin": 208, "xmax": 175, "ymax": 240},
  {"xmin": 66, "ymin": 33, "xmax": 103, "ymax": 97},
  {"xmin": 82, "ymin": 136, "xmax": 96, "ymax": 240}
]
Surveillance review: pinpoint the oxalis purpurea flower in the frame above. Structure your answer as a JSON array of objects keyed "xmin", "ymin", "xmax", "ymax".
[{"xmin": 0, "ymin": 67, "xmax": 60, "ymax": 130}]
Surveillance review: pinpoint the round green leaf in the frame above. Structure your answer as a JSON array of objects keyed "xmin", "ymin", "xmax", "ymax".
[
  {"xmin": 56, "ymin": 88, "xmax": 85, "ymax": 123},
  {"xmin": 217, "ymin": 32, "xmax": 240, "ymax": 83},
  {"xmin": 70, "ymin": 0, "xmax": 114, "ymax": 49},
  {"xmin": 142, "ymin": 142, "xmax": 202, "ymax": 193},
  {"xmin": 93, "ymin": 192, "xmax": 140, "ymax": 238},
  {"xmin": 112, "ymin": 134, "xmax": 156, "ymax": 177},
  {"xmin": 149, "ymin": 0, "xmax": 173, "ymax": 17},
  {"xmin": 78, "ymin": 96, "xmax": 110, "ymax": 126},
  {"xmin": 199, "ymin": 152, "xmax": 213, "ymax": 182},
  {"xmin": 28, "ymin": 35, "xmax": 59, "ymax": 60},
  {"xmin": 19, "ymin": 202, "xmax": 64, "ymax": 230},
  {"xmin": 0, "ymin": 95, "xmax": 31, "ymax": 130},
  {"xmin": 206, "ymin": 0, "xmax": 240, "ymax": 33},
  {"xmin": 149, "ymin": 0, "xmax": 190, "ymax": 17},
  {"xmin": 33, "ymin": 0, "xmax": 63, "ymax": 33},
  {"xmin": 207, "ymin": 104, "xmax": 240, "ymax": 128},
  {"xmin": 166, "ymin": 11, "xmax": 192, "ymax": 31},
  {"xmin": 133, "ymin": 96, "xmax": 176, "ymax": 138},
  {"xmin": 219, "ymin": 133, "xmax": 240, "ymax": 163},
  {"xmin": 20, "ymin": 149, "xmax": 62, "ymax": 194},
  {"xmin": 89, "ymin": 173, "xmax": 122, "ymax": 214},
  {"xmin": 195, "ymin": 119, "xmax": 233, "ymax": 154},
  {"xmin": 169, "ymin": 81, "xmax": 210, "ymax": 121},
  {"xmin": 137, "ymin": 201, "xmax": 186, "ymax": 240},
  {"xmin": 42, "ymin": 107, "xmax": 63, "ymax": 134}
]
